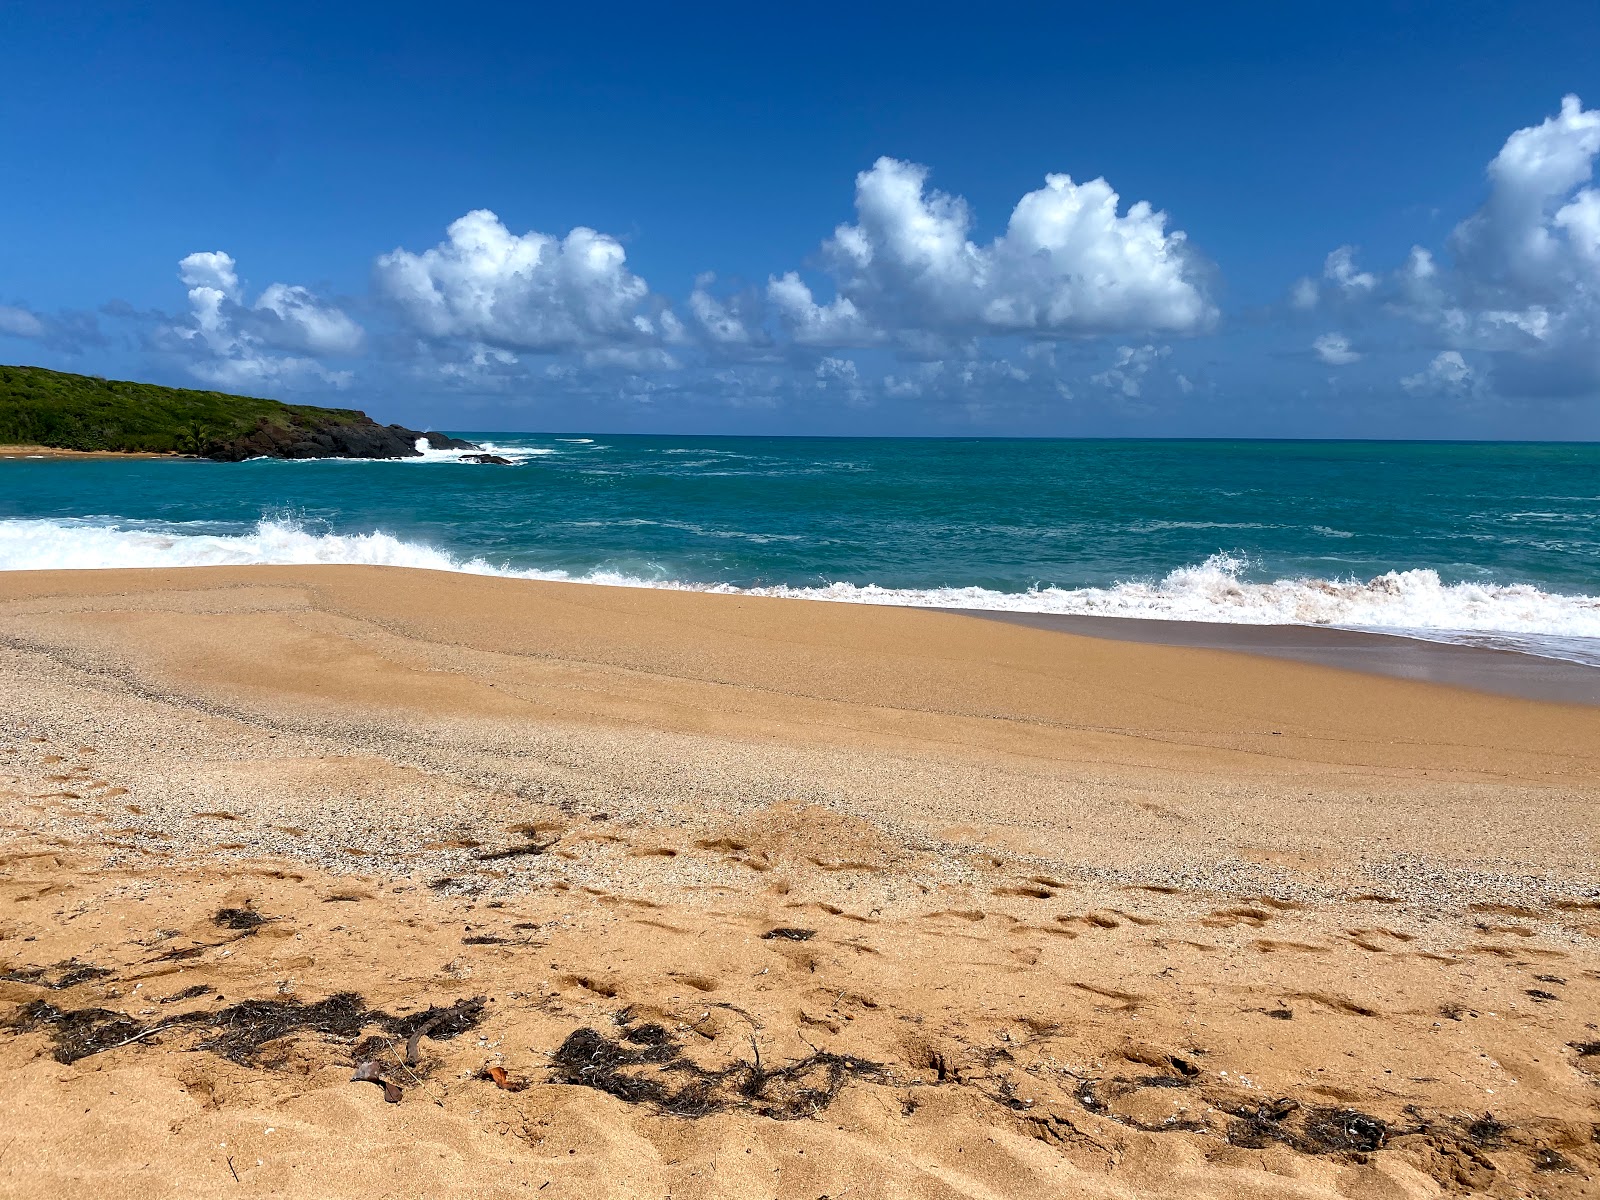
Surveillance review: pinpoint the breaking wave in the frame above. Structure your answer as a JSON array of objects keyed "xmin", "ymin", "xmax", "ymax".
[{"xmin": 2, "ymin": 518, "xmax": 1597, "ymax": 666}]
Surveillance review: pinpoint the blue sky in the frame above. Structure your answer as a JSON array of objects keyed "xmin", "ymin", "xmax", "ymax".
[{"xmin": 4, "ymin": 1, "xmax": 1600, "ymax": 437}]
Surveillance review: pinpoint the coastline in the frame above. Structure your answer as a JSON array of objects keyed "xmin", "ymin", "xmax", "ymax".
[
  {"xmin": 954, "ymin": 609, "xmax": 1600, "ymax": 706},
  {"xmin": 0, "ymin": 443, "xmax": 181, "ymax": 459},
  {"xmin": 2, "ymin": 564, "xmax": 1598, "ymax": 1197}
]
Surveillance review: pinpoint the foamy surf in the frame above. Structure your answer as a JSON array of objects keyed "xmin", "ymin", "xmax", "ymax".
[
  {"xmin": 244, "ymin": 438, "xmax": 554, "ymax": 465},
  {"xmin": 2, "ymin": 518, "xmax": 1598, "ymax": 667}
]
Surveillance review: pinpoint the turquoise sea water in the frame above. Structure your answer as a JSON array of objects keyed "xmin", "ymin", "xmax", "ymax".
[{"xmin": 2, "ymin": 436, "xmax": 1598, "ymax": 662}]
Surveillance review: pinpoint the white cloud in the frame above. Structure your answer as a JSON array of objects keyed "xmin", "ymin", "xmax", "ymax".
[
  {"xmin": 1401, "ymin": 350, "xmax": 1477, "ymax": 395},
  {"xmin": 1313, "ymin": 332, "xmax": 1361, "ymax": 365},
  {"xmin": 1323, "ymin": 246, "xmax": 1377, "ymax": 295},
  {"xmin": 1450, "ymin": 95, "xmax": 1600, "ymax": 296},
  {"xmin": 770, "ymin": 157, "xmax": 1214, "ymax": 348},
  {"xmin": 254, "ymin": 284, "xmax": 365, "ymax": 356},
  {"xmin": 1301, "ymin": 96, "xmax": 1600, "ymax": 397},
  {"xmin": 165, "ymin": 251, "xmax": 358, "ymax": 390},
  {"xmin": 687, "ymin": 273, "xmax": 767, "ymax": 350},
  {"xmin": 1090, "ymin": 344, "xmax": 1170, "ymax": 397},
  {"xmin": 0, "ymin": 305, "xmax": 45, "ymax": 339},
  {"xmin": 374, "ymin": 209, "xmax": 659, "ymax": 353},
  {"xmin": 178, "ymin": 251, "xmax": 241, "ymax": 298},
  {"xmin": 768, "ymin": 272, "xmax": 876, "ymax": 346}
]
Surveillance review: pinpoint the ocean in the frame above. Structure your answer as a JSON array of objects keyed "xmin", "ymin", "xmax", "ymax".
[{"xmin": 3, "ymin": 436, "xmax": 1598, "ymax": 666}]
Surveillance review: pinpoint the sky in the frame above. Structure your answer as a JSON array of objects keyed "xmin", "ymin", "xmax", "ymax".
[{"xmin": 3, "ymin": 1, "xmax": 1600, "ymax": 438}]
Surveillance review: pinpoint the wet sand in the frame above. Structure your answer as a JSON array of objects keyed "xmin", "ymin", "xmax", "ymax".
[
  {"xmin": 955, "ymin": 610, "xmax": 1600, "ymax": 706},
  {"xmin": 2, "ymin": 565, "xmax": 1597, "ymax": 1198}
]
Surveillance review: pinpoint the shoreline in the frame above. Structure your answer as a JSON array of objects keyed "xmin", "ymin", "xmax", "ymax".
[
  {"xmin": 2, "ymin": 553, "xmax": 1594, "ymax": 704},
  {"xmin": 0, "ymin": 443, "xmax": 181, "ymax": 459},
  {"xmin": 954, "ymin": 608, "xmax": 1600, "ymax": 706}
]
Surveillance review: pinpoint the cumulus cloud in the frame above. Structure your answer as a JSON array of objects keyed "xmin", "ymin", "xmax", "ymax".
[
  {"xmin": 1290, "ymin": 247, "xmax": 1379, "ymax": 310},
  {"xmin": 374, "ymin": 209, "xmax": 665, "ymax": 353},
  {"xmin": 178, "ymin": 251, "xmax": 240, "ymax": 297},
  {"xmin": 1298, "ymin": 96, "xmax": 1600, "ymax": 398},
  {"xmin": 1450, "ymin": 95, "xmax": 1600, "ymax": 296},
  {"xmin": 164, "ymin": 251, "xmax": 359, "ymax": 390},
  {"xmin": 1401, "ymin": 350, "xmax": 1478, "ymax": 396},
  {"xmin": 1322, "ymin": 246, "xmax": 1377, "ymax": 296},
  {"xmin": 768, "ymin": 272, "xmax": 876, "ymax": 346},
  {"xmin": 687, "ymin": 273, "xmax": 770, "ymax": 351},
  {"xmin": 1090, "ymin": 344, "xmax": 1170, "ymax": 397},
  {"xmin": 769, "ymin": 157, "xmax": 1215, "ymax": 349},
  {"xmin": 1313, "ymin": 332, "xmax": 1361, "ymax": 365},
  {"xmin": 253, "ymin": 284, "xmax": 365, "ymax": 356}
]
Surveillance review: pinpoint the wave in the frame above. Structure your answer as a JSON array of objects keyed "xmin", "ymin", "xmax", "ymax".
[
  {"xmin": 251, "ymin": 438, "xmax": 555, "ymax": 465},
  {"xmin": 2, "ymin": 519, "xmax": 1597, "ymax": 666}
]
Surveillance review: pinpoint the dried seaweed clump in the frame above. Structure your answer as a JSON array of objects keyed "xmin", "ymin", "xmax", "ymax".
[
  {"xmin": 212, "ymin": 907, "xmax": 273, "ymax": 932},
  {"xmin": 2, "ymin": 990, "xmax": 488, "ymax": 1069},
  {"xmin": 1225, "ymin": 1099, "xmax": 1387, "ymax": 1153},
  {"xmin": 197, "ymin": 992, "xmax": 372, "ymax": 1064},
  {"xmin": 4, "ymin": 1000, "xmax": 151, "ymax": 1064},
  {"xmin": 548, "ymin": 1017, "xmax": 884, "ymax": 1120},
  {"xmin": 0, "ymin": 959, "xmax": 113, "ymax": 990}
]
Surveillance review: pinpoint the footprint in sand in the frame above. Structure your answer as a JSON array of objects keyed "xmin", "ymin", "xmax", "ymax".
[
  {"xmin": 1342, "ymin": 927, "xmax": 1416, "ymax": 953},
  {"xmin": 1201, "ymin": 906, "xmax": 1275, "ymax": 929}
]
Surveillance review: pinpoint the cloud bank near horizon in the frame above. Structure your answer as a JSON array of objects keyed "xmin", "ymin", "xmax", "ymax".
[{"xmin": 5, "ymin": 97, "xmax": 1600, "ymax": 429}]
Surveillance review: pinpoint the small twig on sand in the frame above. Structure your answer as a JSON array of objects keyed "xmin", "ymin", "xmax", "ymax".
[
  {"xmin": 104, "ymin": 1022, "xmax": 179, "ymax": 1052},
  {"xmin": 226, "ymin": 1156, "xmax": 239, "ymax": 1183},
  {"xmin": 404, "ymin": 1015, "xmax": 445, "ymax": 1066}
]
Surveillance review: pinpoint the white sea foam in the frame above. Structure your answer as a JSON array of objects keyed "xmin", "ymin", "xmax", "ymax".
[
  {"xmin": 254, "ymin": 438, "xmax": 554, "ymax": 465},
  {"xmin": 2, "ymin": 519, "xmax": 1598, "ymax": 666}
]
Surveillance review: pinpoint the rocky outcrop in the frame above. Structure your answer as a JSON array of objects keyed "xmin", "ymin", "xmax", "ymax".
[
  {"xmin": 204, "ymin": 415, "xmax": 480, "ymax": 462},
  {"xmin": 421, "ymin": 431, "xmax": 478, "ymax": 451}
]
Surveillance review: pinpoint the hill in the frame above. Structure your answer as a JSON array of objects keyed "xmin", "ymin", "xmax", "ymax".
[{"xmin": 0, "ymin": 365, "xmax": 473, "ymax": 460}]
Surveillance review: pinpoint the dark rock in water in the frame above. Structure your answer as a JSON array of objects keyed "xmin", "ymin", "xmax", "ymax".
[
  {"xmin": 204, "ymin": 415, "xmax": 480, "ymax": 462},
  {"xmin": 460, "ymin": 453, "xmax": 513, "ymax": 465},
  {"xmin": 421, "ymin": 430, "xmax": 478, "ymax": 450}
]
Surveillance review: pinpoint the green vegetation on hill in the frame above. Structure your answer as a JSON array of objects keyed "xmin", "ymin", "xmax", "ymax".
[{"xmin": 0, "ymin": 364, "xmax": 371, "ymax": 454}]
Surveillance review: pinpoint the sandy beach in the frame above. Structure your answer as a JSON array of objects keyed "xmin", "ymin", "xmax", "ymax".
[
  {"xmin": 0, "ymin": 446, "xmax": 180, "ymax": 460},
  {"xmin": 2, "ymin": 564, "xmax": 1598, "ymax": 1198}
]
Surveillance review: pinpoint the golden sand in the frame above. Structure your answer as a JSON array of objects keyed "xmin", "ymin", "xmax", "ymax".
[
  {"xmin": 0, "ymin": 446, "xmax": 178, "ymax": 459},
  {"xmin": 2, "ymin": 566, "xmax": 1597, "ymax": 1197}
]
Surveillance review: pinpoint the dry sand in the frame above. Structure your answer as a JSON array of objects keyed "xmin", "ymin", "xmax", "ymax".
[{"xmin": 1, "ymin": 564, "xmax": 1597, "ymax": 1198}]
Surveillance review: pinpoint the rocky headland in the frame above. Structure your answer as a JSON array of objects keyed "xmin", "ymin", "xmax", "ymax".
[{"xmin": 0, "ymin": 363, "xmax": 480, "ymax": 461}]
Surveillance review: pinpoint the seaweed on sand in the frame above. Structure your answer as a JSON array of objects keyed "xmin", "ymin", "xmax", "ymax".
[
  {"xmin": 2, "ymin": 990, "xmax": 487, "ymax": 1069},
  {"xmin": 547, "ymin": 1015, "xmax": 885, "ymax": 1120},
  {"xmin": 474, "ymin": 838, "xmax": 557, "ymax": 862},
  {"xmin": 4, "ymin": 1000, "xmax": 158, "ymax": 1064},
  {"xmin": 212, "ymin": 907, "xmax": 272, "ymax": 932},
  {"xmin": 760, "ymin": 928, "xmax": 817, "ymax": 941},
  {"xmin": 0, "ymin": 959, "xmax": 113, "ymax": 990},
  {"xmin": 197, "ymin": 992, "xmax": 374, "ymax": 1064}
]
